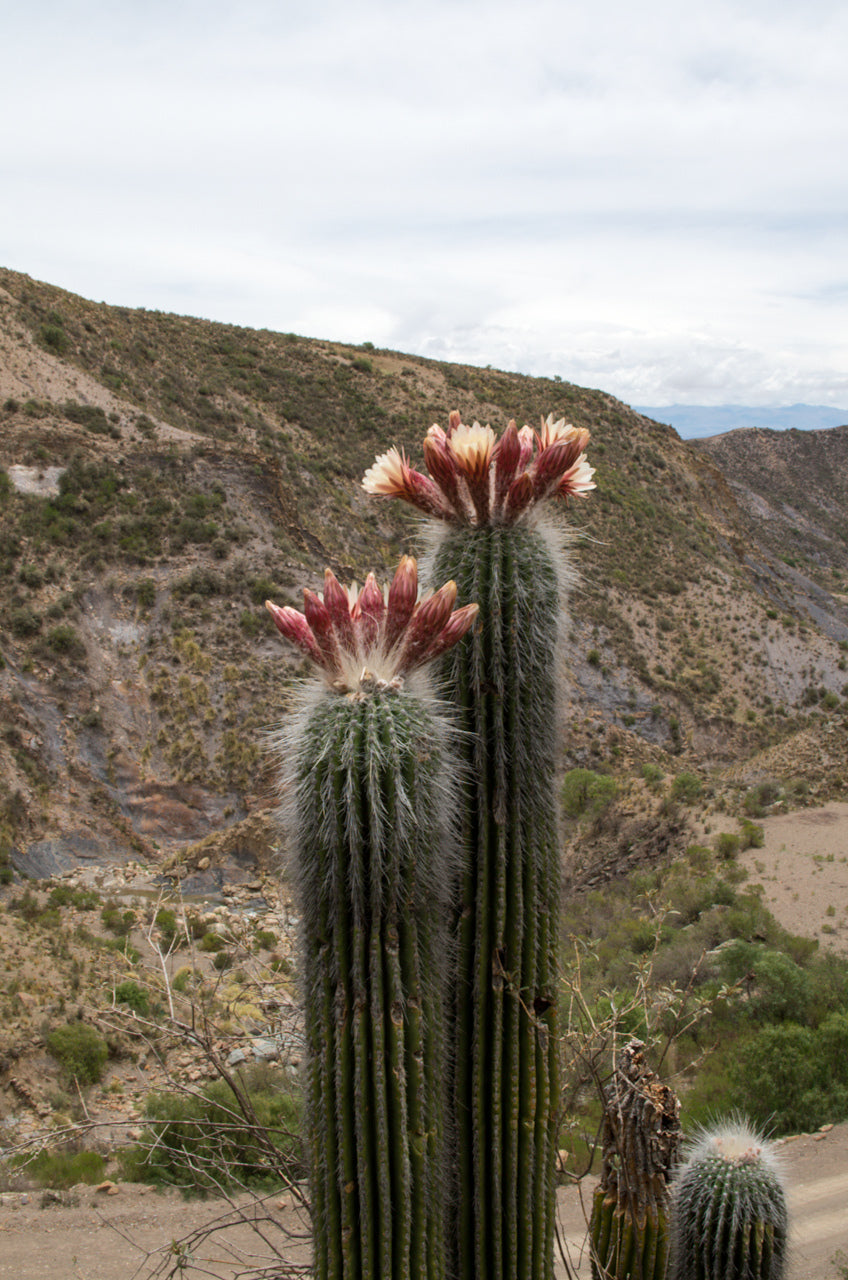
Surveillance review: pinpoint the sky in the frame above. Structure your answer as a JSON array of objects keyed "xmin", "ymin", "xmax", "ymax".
[{"xmin": 2, "ymin": 0, "xmax": 847, "ymax": 412}]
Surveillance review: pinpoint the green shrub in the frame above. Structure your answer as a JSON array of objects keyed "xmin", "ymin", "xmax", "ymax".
[
  {"xmin": 743, "ymin": 781, "xmax": 781, "ymax": 817},
  {"xmin": 728, "ymin": 1020, "xmax": 848, "ymax": 1134},
  {"xmin": 115, "ymin": 980, "xmax": 150, "ymax": 1016},
  {"xmin": 47, "ymin": 1022, "xmax": 109, "ymax": 1085},
  {"xmin": 46, "ymin": 623, "xmax": 83, "ymax": 657},
  {"xmin": 18, "ymin": 564, "xmax": 44, "ymax": 588},
  {"xmin": 561, "ymin": 768, "xmax": 618, "ymax": 821},
  {"xmin": 199, "ymin": 931, "xmax": 227, "ymax": 953},
  {"xmin": 642, "ymin": 762, "xmax": 664, "ymax": 789},
  {"xmin": 101, "ymin": 902, "xmax": 133, "ymax": 935},
  {"xmin": 136, "ymin": 578, "xmax": 156, "ymax": 609},
  {"xmin": 739, "ymin": 818, "xmax": 765, "ymax": 849},
  {"xmin": 62, "ymin": 401, "xmax": 109, "ymax": 433},
  {"xmin": 9, "ymin": 606, "xmax": 41, "ymax": 637},
  {"xmin": 671, "ymin": 772, "xmax": 703, "ymax": 805},
  {"xmin": 154, "ymin": 907, "xmax": 178, "ymax": 945},
  {"xmin": 714, "ymin": 832, "xmax": 740, "ymax": 860},
  {"xmin": 119, "ymin": 1069, "xmax": 303, "ymax": 1193},
  {"xmin": 40, "ymin": 324, "xmax": 69, "ymax": 355}
]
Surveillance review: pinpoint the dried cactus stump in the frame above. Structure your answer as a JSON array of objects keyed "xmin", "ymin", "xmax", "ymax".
[
  {"xmin": 267, "ymin": 559, "xmax": 476, "ymax": 1280},
  {"xmin": 589, "ymin": 1039, "xmax": 681, "ymax": 1280}
]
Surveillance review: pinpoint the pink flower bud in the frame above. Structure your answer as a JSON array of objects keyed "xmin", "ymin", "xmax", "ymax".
[
  {"xmin": 385, "ymin": 555, "xmax": 419, "ymax": 651},
  {"xmin": 303, "ymin": 589, "xmax": 341, "ymax": 669},
  {"xmin": 493, "ymin": 420, "xmax": 521, "ymax": 516},
  {"xmin": 400, "ymin": 581, "xmax": 459, "ymax": 670},
  {"xmin": 424, "ymin": 429, "xmax": 464, "ymax": 517},
  {"xmin": 265, "ymin": 601, "xmax": 323, "ymax": 666},
  {"xmin": 323, "ymin": 568, "xmax": 357, "ymax": 654},
  {"xmin": 356, "ymin": 572, "xmax": 386, "ymax": 650},
  {"xmin": 531, "ymin": 434, "xmax": 587, "ymax": 501},
  {"xmin": 503, "ymin": 471, "xmax": 535, "ymax": 522},
  {"xmin": 421, "ymin": 602, "xmax": 479, "ymax": 664},
  {"xmin": 517, "ymin": 425, "xmax": 536, "ymax": 471}
]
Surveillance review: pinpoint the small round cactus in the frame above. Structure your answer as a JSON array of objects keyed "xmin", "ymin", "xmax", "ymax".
[{"xmin": 670, "ymin": 1118, "xmax": 788, "ymax": 1280}]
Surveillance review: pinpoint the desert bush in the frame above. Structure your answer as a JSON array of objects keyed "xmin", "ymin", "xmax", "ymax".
[
  {"xmin": 18, "ymin": 563, "xmax": 44, "ymax": 588},
  {"xmin": 642, "ymin": 762, "xmax": 664, "ymax": 789},
  {"xmin": 739, "ymin": 818, "xmax": 765, "ymax": 849},
  {"xmin": 45, "ymin": 623, "xmax": 83, "ymax": 657},
  {"xmin": 729, "ymin": 1019, "xmax": 848, "ymax": 1133},
  {"xmin": 671, "ymin": 772, "xmax": 702, "ymax": 805},
  {"xmin": 9, "ymin": 606, "xmax": 41, "ymax": 637},
  {"xmin": 743, "ymin": 780, "xmax": 781, "ymax": 817},
  {"xmin": 136, "ymin": 578, "xmax": 156, "ymax": 609},
  {"xmin": 154, "ymin": 907, "xmax": 179, "ymax": 946},
  {"xmin": 714, "ymin": 831, "xmax": 740, "ymax": 860},
  {"xmin": 562, "ymin": 768, "xmax": 619, "ymax": 821},
  {"xmin": 46, "ymin": 1022, "xmax": 109, "ymax": 1085},
  {"xmin": 40, "ymin": 323, "xmax": 69, "ymax": 355},
  {"xmin": 100, "ymin": 902, "xmax": 134, "ymax": 936},
  {"xmin": 120, "ymin": 1069, "xmax": 303, "ymax": 1194},
  {"xmin": 114, "ymin": 980, "xmax": 150, "ymax": 1017}
]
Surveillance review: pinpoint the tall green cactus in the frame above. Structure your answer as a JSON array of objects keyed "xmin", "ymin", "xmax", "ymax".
[
  {"xmin": 364, "ymin": 412, "xmax": 595, "ymax": 1279},
  {"xmin": 589, "ymin": 1039, "xmax": 681, "ymax": 1280},
  {"xmin": 670, "ymin": 1119, "xmax": 788, "ymax": 1280},
  {"xmin": 267, "ymin": 558, "xmax": 477, "ymax": 1280}
]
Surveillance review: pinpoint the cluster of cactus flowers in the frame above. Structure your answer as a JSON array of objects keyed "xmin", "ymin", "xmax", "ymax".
[
  {"xmin": 267, "ymin": 558, "xmax": 477, "ymax": 1279},
  {"xmin": 268, "ymin": 409, "xmax": 595, "ymax": 1279},
  {"xmin": 670, "ymin": 1120, "xmax": 788, "ymax": 1280},
  {"xmin": 266, "ymin": 555, "xmax": 478, "ymax": 694},
  {"xmin": 269, "ymin": 410, "xmax": 792, "ymax": 1280},
  {"xmin": 362, "ymin": 409, "xmax": 594, "ymax": 527},
  {"xmin": 364, "ymin": 410, "xmax": 595, "ymax": 1279}
]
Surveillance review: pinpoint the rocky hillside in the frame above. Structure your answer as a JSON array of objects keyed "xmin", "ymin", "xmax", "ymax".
[
  {"xmin": 695, "ymin": 424, "xmax": 848, "ymax": 591},
  {"xmin": 2, "ymin": 265, "xmax": 848, "ymax": 890}
]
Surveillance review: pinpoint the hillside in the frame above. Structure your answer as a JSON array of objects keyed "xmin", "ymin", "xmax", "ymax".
[
  {"xmin": 2, "ymin": 263, "xmax": 848, "ymax": 895},
  {"xmin": 695, "ymin": 423, "xmax": 848, "ymax": 593}
]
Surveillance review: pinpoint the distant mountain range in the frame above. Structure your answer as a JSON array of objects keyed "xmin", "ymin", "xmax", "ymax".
[{"xmin": 633, "ymin": 404, "xmax": 848, "ymax": 440}]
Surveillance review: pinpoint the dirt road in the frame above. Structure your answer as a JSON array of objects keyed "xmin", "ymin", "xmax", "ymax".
[{"xmin": 1, "ymin": 1124, "xmax": 846, "ymax": 1279}]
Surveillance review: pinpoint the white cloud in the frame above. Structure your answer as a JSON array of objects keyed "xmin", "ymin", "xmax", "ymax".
[{"xmin": 1, "ymin": 0, "xmax": 846, "ymax": 407}]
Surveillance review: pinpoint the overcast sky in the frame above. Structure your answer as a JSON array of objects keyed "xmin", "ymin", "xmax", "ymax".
[{"xmin": 2, "ymin": 0, "xmax": 847, "ymax": 410}]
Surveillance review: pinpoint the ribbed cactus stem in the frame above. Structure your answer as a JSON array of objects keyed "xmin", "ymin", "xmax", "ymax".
[
  {"xmin": 268, "ymin": 556, "xmax": 477, "ymax": 1280},
  {"xmin": 288, "ymin": 688, "xmax": 453, "ymax": 1280},
  {"xmin": 670, "ymin": 1119, "xmax": 788, "ymax": 1280},
  {"xmin": 362, "ymin": 410, "xmax": 597, "ymax": 1279},
  {"xmin": 588, "ymin": 1039, "xmax": 681, "ymax": 1280},
  {"xmin": 431, "ymin": 522, "xmax": 562, "ymax": 1280}
]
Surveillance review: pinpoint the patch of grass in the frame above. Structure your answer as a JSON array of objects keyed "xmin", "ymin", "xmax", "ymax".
[{"xmin": 17, "ymin": 1148, "xmax": 106, "ymax": 1189}]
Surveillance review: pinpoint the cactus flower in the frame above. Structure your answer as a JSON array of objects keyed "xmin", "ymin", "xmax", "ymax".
[
  {"xmin": 362, "ymin": 409, "xmax": 595, "ymax": 526},
  {"xmin": 266, "ymin": 556, "xmax": 478, "ymax": 692}
]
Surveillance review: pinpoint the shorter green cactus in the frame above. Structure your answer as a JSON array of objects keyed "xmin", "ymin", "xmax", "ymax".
[{"xmin": 670, "ymin": 1119, "xmax": 788, "ymax": 1280}]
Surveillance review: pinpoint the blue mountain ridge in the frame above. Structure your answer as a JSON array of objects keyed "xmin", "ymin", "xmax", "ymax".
[{"xmin": 632, "ymin": 403, "xmax": 848, "ymax": 440}]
